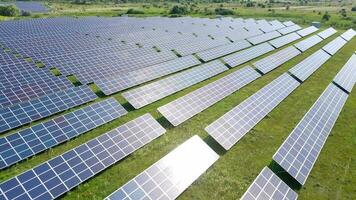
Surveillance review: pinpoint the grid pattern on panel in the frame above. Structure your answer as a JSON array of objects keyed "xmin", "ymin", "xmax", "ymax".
[
  {"xmin": 241, "ymin": 167, "xmax": 298, "ymax": 200},
  {"xmin": 122, "ymin": 60, "xmax": 228, "ymax": 109},
  {"xmin": 205, "ymin": 73, "xmax": 300, "ymax": 150},
  {"xmin": 296, "ymin": 26, "xmax": 318, "ymax": 37},
  {"xmin": 105, "ymin": 135, "xmax": 218, "ymax": 200},
  {"xmin": 340, "ymin": 28, "xmax": 356, "ymax": 41},
  {"xmin": 96, "ymin": 55, "xmax": 201, "ymax": 95},
  {"xmin": 246, "ymin": 31, "xmax": 281, "ymax": 45},
  {"xmin": 0, "ymin": 85, "xmax": 97, "ymax": 134},
  {"xmin": 317, "ymin": 27, "xmax": 337, "ymax": 39},
  {"xmin": 196, "ymin": 40, "xmax": 252, "ymax": 62},
  {"xmin": 0, "ymin": 98, "xmax": 127, "ymax": 169},
  {"xmin": 253, "ymin": 46, "xmax": 301, "ymax": 74},
  {"xmin": 273, "ymin": 84, "xmax": 348, "ymax": 185},
  {"xmin": 322, "ymin": 36, "xmax": 347, "ymax": 55},
  {"xmin": 0, "ymin": 77, "xmax": 73, "ymax": 108},
  {"xmin": 277, "ymin": 25, "xmax": 302, "ymax": 35},
  {"xmin": 222, "ymin": 43, "xmax": 275, "ymax": 67},
  {"xmin": 158, "ymin": 66, "xmax": 261, "ymax": 126},
  {"xmin": 289, "ymin": 49, "xmax": 331, "ymax": 82},
  {"xmin": 269, "ymin": 32, "xmax": 301, "ymax": 48},
  {"xmin": 333, "ymin": 54, "xmax": 356, "ymax": 93},
  {"xmin": 294, "ymin": 35, "xmax": 323, "ymax": 52},
  {"xmin": 0, "ymin": 114, "xmax": 165, "ymax": 200},
  {"xmin": 0, "ymin": 60, "xmax": 39, "ymax": 75}
]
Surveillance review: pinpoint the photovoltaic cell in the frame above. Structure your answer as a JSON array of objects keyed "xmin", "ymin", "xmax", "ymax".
[
  {"xmin": 205, "ymin": 73, "xmax": 300, "ymax": 150},
  {"xmin": 289, "ymin": 49, "xmax": 331, "ymax": 82},
  {"xmin": 0, "ymin": 85, "xmax": 97, "ymax": 133},
  {"xmin": 294, "ymin": 35, "xmax": 323, "ymax": 52},
  {"xmin": 277, "ymin": 25, "xmax": 301, "ymax": 35},
  {"xmin": 96, "ymin": 55, "xmax": 201, "ymax": 95},
  {"xmin": 241, "ymin": 167, "xmax": 298, "ymax": 200},
  {"xmin": 0, "ymin": 114, "xmax": 165, "ymax": 199},
  {"xmin": 123, "ymin": 60, "xmax": 228, "ymax": 109},
  {"xmin": 340, "ymin": 28, "xmax": 356, "ymax": 41},
  {"xmin": 322, "ymin": 36, "xmax": 347, "ymax": 55},
  {"xmin": 246, "ymin": 31, "xmax": 281, "ymax": 45},
  {"xmin": 253, "ymin": 46, "xmax": 301, "ymax": 74},
  {"xmin": 273, "ymin": 84, "xmax": 348, "ymax": 185},
  {"xmin": 283, "ymin": 21, "xmax": 295, "ymax": 27},
  {"xmin": 105, "ymin": 135, "xmax": 218, "ymax": 200},
  {"xmin": 158, "ymin": 66, "xmax": 261, "ymax": 126},
  {"xmin": 0, "ymin": 98, "xmax": 127, "ymax": 169},
  {"xmin": 317, "ymin": 27, "xmax": 337, "ymax": 39},
  {"xmin": 333, "ymin": 54, "xmax": 356, "ymax": 93},
  {"xmin": 296, "ymin": 26, "xmax": 318, "ymax": 37},
  {"xmin": 240, "ymin": 167, "xmax": 298, "ymax": 200},
  {"xmin": 268, "ymin": 32, "xmax": 301, "ymax": 48},
  {"xmin": 196, "ymin": 40, "xmax": 252, "ymax": 62},
  {"xmin": 223, "ymin": 43, "xmax": 275, "ymax": 67}
]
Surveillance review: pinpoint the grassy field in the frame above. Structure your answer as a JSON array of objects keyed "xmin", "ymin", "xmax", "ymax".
[{"xmin": 0, "ymin": 24, "xmax": 355, "ymax": 200}]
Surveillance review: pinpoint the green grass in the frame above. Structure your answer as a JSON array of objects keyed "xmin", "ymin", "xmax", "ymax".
[{"xmin": 0, "ymin": 27, "xmax": 355, "ymax": 200}]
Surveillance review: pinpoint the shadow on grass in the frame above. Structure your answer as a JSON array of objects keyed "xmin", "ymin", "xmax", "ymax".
[
  {"xmin": 268, "ymin": 160, "xmax": 302, "ymax": 191},
  {"xmin": 121, "ymin": 102, "xmax": 136, "ymax": 112},
  {"xmin": 156, "ymin": 116, "xmax": 174, "ymax": 130},
  {"xmin": 203, "ymin": 136, "xmax": 227, "ymax": 156}
]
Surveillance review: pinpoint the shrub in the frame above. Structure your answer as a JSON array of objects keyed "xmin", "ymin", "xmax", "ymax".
[
  {"xmin": 339, "ymin": 9, "xmax": 347, "ymax": 18},
  {"xmin": 170, "ymin": 5, "xmax": 188, "ymax": 15},
  {"xmin": 352, "ymin": 6, "xmax": 356, "ymax": 11},
  {"xmin": 126, "ymin": 8, "xmax": 144, "ymax": 14},
  {"xmin": 21, "ymin": 10, "xmax": 31, "ymax": 16},
  {"xmin": 0, "ymin": 5, "xmax": 19, "ymax": 17},
  {"xmin": 322, "ymin": 12, "xmax": 331, "ymax": 21},
  {"xmin": 215, "ymin": 8, "xmax": 234, "ymax": 15}
]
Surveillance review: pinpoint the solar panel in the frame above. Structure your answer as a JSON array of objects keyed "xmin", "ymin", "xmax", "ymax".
[
  {"xmin": 205, "ymin": 73, "xmax": 300, "ymax": 150},
  {"xmin": 333, "ymin": 54, "xmax": 356, "ymax": 93},
  {"xmin": 277, "ymin": 25, "xmax": 301, "ymax": 35},
  {"xmin": 0, "ymin": 85, "xmax": 97, "ymax": 134},
  {"xmin": 123, "ymin": 60, "xmax": 228, "ymax": 109},
  {"xmin": 241, "ymin": 167, "xmax": 298, "ymax": 200},
  {"xmin": 0, "ymin": 98, "xmax": 127, "ymax": 169},
  {"xmin": 223, "ymin": 43, "xmax": 275, "ymax": 67},
  {"xmin": 294, "ymin": 35, "xmax": 323, "ymax": 52},
  {"xmin": 196, "ymin": 40, "xmax": 252, "ymax": 62},
  {"xmin": 253, "ymin": 46, "xmax": 301, "ymax": 74},
  {"xmin": 289, "ymin": 49, "xmax": 331, "ymax": 82},
  {"xmin": 95, "ymin": 55, "xmax": 201, "ymax": 95},
  {"xmin": 158, "ymin": 66, "xmax": 261, "ymax": 126},
  {"xmin": 0, "ymin": 77, "xmax": 73, "ymax": 108},
  {"xmin": 0, "ymin": 114, "xmax": 165, "ymax": 199},
  {"xmin": 283, "ymin": 21, "xmax": 295, "ymax": 27},
  {"xmin": 340, "ymin": 28, "xmax": 356, "ymax": 41},
  {"xmin": 322, "ymin": 36, "xmax": 347, "ymax": 55},
  {"xmin": 317, "ymin": 27, "xmax": 337, "ymax": 39},
  {"xmin": 246, "ymin": 31, "xmax": 281, "ymax": 45},
  {"xmin": 273, "ymin": 84, "xmax": 348, "ymax": 185},
  {"xmin": 105, "ymin": 135, "xmax": 218, "ymax": 200},
  {"xmin": 269, "ymin": 32, "xmax": 301, "ymax": 48},
  {"xmin": 296, "ymin": 26, "xmax": 318, "ymax": 37}
]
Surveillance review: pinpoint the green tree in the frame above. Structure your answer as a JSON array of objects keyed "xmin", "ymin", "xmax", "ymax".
[
  {"xmin": 322, "ymin": 11, "xmax": 331, "ymax": 21},
  {"xmin": 0, "ymin": 5, "xmax": 19, "ymax": 17},
  {"xmin": 170, "ymin": 5, "xmax": 188, "ymax": 15}
]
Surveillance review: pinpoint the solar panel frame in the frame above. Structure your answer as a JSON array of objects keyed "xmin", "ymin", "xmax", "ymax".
[
  {"xmin": 158, "ymin": 66, "xmax": 261, "ymax": 126},
  {"xmin": 277, "ymin": 25, "xmax": 302, "ymax": 35},
  {"xmin": 340, "ymin": 28, "xmax": 356, "ymax": 41},
  {"xmin": 322, "ymin": 36, "xmax": 347, "ymax": 55},
  {"xmin": 0, "ymin": 98, "xmax": 127, "ymax": 169},
  {"xmin": 205, "ymin": 73, "xmax": 300, "ymax": 150},
  {"xmin": 333, "ymin": 54, "xmax": 356, "ymax": 93},
  {"xmin": 317, "ymin": 27, "xmax": 337, "ymax": 39},
  {"xmin": 241, "ymin": 167, "xmax": 298, "ymax": 200},
  {"xmin": 95, "ymin": 55, "xmax": 201, "ymax": 95},
  {"xmin": 273, "ymin": 84, "xmax": 349, "ymax": 185},
  {"xmin": 105, "ymin": 135, "xmax": 218, "ymax": 200},
  {"xmin": 246, "ymin": 31, "xmax": 281, "ymax": 45},
  {"xmin": 294, "ymin": 35, "xmax": 323, "ymax": 52},
  {"xmin": 289, "ymin": 49, "xmax": 331, "ymax": 82},
  {"xmin": 253, "ymin": 46, "xmax": 301, "ymax": 74},
  {"xmin": 122, "ymin": 60, "xmax": 228, "ymax": 109},
  {"xmin": 0, "ymin": 114, "xmax": 165, "ymax": 199},
  {"xmin": 0, "ymin": 85, "xmax": 97, "ymax": 134},
  {"xmin": 296, "ymin": 26, "xmax": 318, "ymax": 37},
  {"xmin": 268, "ymin": 32, "xmax": 301, "ymax": 48}
]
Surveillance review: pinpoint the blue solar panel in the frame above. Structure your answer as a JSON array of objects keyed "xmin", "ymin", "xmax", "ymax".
[
  {"xmin": 0, "ymin": 85, "xmax": 97, "ymax": 133},
  {"xmin": 0, "ymin": 98, "xmax": 127, "ymax": 169},
  {"xmin": 0, "ymin": 114, "xmax": 165, "ymax": 199}
]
